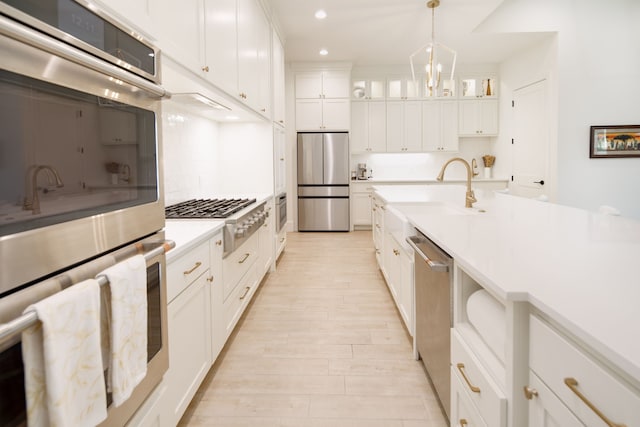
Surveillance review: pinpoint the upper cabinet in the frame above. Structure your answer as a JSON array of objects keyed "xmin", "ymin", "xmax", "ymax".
[
  {"xmin": 387, "ymin": 76, "xmax": 419, "ymax": 100},
  {"xmin": 272, "ymin": 29, "xmax": 286, "ymax": 126},
  {"xmin": 352, "ymin": 78, "xmax": 385, "ymax": 100},
  {"xmin": 295, "ymin": 69, "xmax": 351, "ymax": 131},
  {"xmin": 460, "ymin": 76, "xmax": 498, "ymax": 99},
  {"xmin": 151, "ymin": 0, "xmax": 271, "ymax": 118},
  {"xmin": 458, "ymin": 99, "xmax": 498, "ymax": 137},
  {"xmin": 295, "ymin": 71, "xmax": 350, "ymax": 99}
]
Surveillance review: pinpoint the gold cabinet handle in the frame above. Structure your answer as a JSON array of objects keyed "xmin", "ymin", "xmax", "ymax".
[
  {"xmin": 238, "ymin": 253, "xmax": 250, "ymax": 264},
  {"xmin": 207, "ymin": 276, "xmax": 214, "ymax": 283},
  {"xmin": 564, "ymin": 377, "xmax": 627, "ymax": 427},
  {"xmin": 456, "ymin": 363, "xmax": 481, "ymax": 393},
  {"xmin": 393, "ymin": 249, "xmax": 400, "ymax": 256},
  {"xmin": 239, "ymin": 286, "xmax": 251, "ymax": 300},
  {"xmin": 202, "ymin": 65, "xmax": 209, "ymax": 72},
  {"xmin": 215, "ymin": 240, "xmax": 222, "ymax": 246},
  {"xmin": 183, "ymin": 261, "xmax": 202, "ymax": 275},
  {"xmin": 280, "ymin": 237, "xmax": 285, "ymax": 243},
  {"xmin": 459, "ymin": 420, "xmax": 468, "ymax": 427},
  {"xmin": 523, "ymin": 386, "xmax": 539, "ymax": 400}
]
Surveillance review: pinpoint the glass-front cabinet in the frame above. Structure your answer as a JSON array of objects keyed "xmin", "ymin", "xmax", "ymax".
[
  {"xmin": 352, "ymin": 78, "xmax": 385, "ymax": 100},
  {"xmin": 460, "ymin": 76, "xmax": 498, "ymax": 99},
  {"xmin": 387, "ymin": 76, "xmax": 419, "ymax": 100}
]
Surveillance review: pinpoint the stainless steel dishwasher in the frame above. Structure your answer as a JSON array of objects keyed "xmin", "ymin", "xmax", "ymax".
[{"xmin": 407, "ymin": 229, "xmax": 453, "ymax": 421}]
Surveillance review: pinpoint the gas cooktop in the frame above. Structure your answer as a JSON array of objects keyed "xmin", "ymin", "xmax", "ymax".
[{"xmin": 164, "ymin": 198, "xmax": 257, "ymax": 219}]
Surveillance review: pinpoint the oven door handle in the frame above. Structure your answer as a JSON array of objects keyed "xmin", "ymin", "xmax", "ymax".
[
  {"xmin": 406, "ymin": 236, "xmax": 450, "ymax": 273},
  {"xmin": 0, "ymin": 16, "xmax": 167, "ymax": 99}
]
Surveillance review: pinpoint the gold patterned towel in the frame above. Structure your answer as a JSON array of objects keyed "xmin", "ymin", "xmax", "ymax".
[
  {"xmin": 22, "ymin": 279, "xmax": 107, "ymax": 427},
  {"xmin": 99, "ymin": 255, "xmax": 147, "ymax": 406}
]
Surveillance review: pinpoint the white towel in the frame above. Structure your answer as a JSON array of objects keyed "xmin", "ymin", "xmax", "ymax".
[
  {"xmin": 99, "ymin": 255, "xmax": 147, "ymax": 406},
  {"xmin": 466, "ymin": 289, "xmax": 506, "ymax": 363},
  {"xmin": 22, "ymin": 279, "xmax": 107, "ymax": 427}
]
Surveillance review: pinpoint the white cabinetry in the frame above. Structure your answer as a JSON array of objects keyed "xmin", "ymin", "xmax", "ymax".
[
  {"xmin": 386, "ymin": 101, "xmax": 421, "ymax": 152},
  {"xmin": 351, "ymin": 101, "xmax": 386, "ymax": 153},
  {"xmin": 460, "ymin": 76, "xmax": 498, "ymax": 99},
  {"xmin": 164, "ymin": 239, "xmax": 213, "ymax": 426},
  {"xmin": 295, "ymin": 70, "xmax": 350, "ymax": 131},
  {"xmin": 274, "ymin": 126, "xmax": 286, "ymax": 195},
  {"xmin": 99, "ymin": 109, "xmax": 137, "ymax": 145},
  {"xmin": 422, "ymin": 100, "xmax": 459, "ymax": 152},
  {"xmin": 258, "ymin": 199, "xmax": 275, "ymax": 275},
  {"xmin": 352, "ymin": 78, "xmax": 385, "ymax": 100},
  {"xmin": 272, "ymin": 29, "xmax": 286, "ymax": 126},
  {"xmin": 458, "ymin": 100, "xmax": 498, "ymax": 137},
  {"xmin": 387, "ymin": 76, "xmax": 419, "ymax": 100},
  {"xmin": 152, "ymin": 0, "xmax": 271, "ymax": 117},
  {"xmin": 526, "ymin": 315, "xmax": 640, "ymax": 427},
  {"xmin": 350, "ymin": 182, "xmax": 373, "ymax": 230},
  {"xmin": 209, "ymin": 235, "xmax": 225, "ymax": 362},
  {"xmin": 371, "ymin": 194, "xmax": 384, "ymax": 266}
]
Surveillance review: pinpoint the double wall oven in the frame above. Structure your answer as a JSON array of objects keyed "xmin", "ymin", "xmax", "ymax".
[{"xmin": 0, "ymin": 0, "xmax": 169, "ymax": 425}]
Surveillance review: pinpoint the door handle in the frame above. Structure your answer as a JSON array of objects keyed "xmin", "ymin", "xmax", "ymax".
[{"xmin": 534, "ymin": 180, "xmax": 545, "ymax": 185}]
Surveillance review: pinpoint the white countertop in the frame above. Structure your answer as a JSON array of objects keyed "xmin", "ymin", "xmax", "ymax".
[
  {"xmin": 352, "ymin": 178, "xmax": 508, "ymax": 185},
  {"xmin": 374, "ymin": 184, "xmax": 640, "ymax": 386},
  {"xmin": 164, "ymin": 219, "xmax": 225, "ymax": 262}
]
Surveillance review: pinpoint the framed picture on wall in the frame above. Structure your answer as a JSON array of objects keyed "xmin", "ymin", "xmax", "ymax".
[{"xmin": 590, "ymin": 125, "xmax": 640, "ymax": 158}]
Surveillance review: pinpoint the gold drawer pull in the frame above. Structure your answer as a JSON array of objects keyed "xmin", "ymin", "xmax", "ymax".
[
  {"xmin": 459, "ymin": 420, "xmax": 468, "ymax": 427},
  {"xmin": 183, "ymin": 261, "xmax": 202, "ymax": 275},
  {"xmin": 456, "ymin": 363, "xmax": 481, "ymax": 393},
  {"xmin": 523, "ymin": 386, "xmax": 539, "ymax": 400},
  {"xmin": 215, "ymin": 240, "xmax": 222, "ymax": 246},
  {"xmin": 239, "ymin": 286, "xmax": 251, "ymax": 300},
  {"xmin": 238, "ymin": 253, "xmax": 250, "ymax": 264},
  {"xmin": 564, "ymin": 377, "xmax": 626, "ymax": 427},
  {"xmin": 393, "ymin": 249, "xmax": 400, "ymax": 256}
]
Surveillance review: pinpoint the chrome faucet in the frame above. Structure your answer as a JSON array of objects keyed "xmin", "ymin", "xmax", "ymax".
[
  {"xmin": 23, "ymin": 165, "xmax": 64, "ymax": 214},
  {"xmin": 436, "ymin": 157, "xmax": 477, "ymax": 208}
]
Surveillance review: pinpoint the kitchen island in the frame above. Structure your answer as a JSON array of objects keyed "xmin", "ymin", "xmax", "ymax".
[{"xmin": 373, "ymin": 184, "xmax": 640, "ymax": 427}]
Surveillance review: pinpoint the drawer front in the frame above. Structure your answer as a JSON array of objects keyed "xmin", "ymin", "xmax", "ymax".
[
  {"xmin": 451, "ymin": 330, "xmax": 507, "ymax": 427},
  {"xmin": 222, "ymin": 234, "xmax": 258, "ymax": 300},
  {"xmin": 530, "ymin": 315, "xmax": 640, "ymax": 427},
  {"xmin": 223, "ymin": 264, "xmax": 258, "ymax": 339},
  {"xmin": 451, "ymin": 367, "xmax": 488, "ymax": 427},
  {"xmin": 526, "ymin": 371, "xmax": 584, "ymax": 427},
  {"xmin": 167, "ymin": 241, "xmax": 210, "ymax": 302}
]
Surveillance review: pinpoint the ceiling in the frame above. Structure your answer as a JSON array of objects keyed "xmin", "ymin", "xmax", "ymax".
[{"xmin": 268, "ymin": 0, "xmax": 550, "ymax": 67}]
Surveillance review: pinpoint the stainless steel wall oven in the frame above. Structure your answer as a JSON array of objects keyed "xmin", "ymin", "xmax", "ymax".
[{"xmin": 0, "ymin": 0, "xmax": 168, "ymax": 425}]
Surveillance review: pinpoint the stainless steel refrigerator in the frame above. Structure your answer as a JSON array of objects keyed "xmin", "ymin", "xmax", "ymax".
[{"xmin": 297, "ymin": 132, "xmax": 350, "ymax": 231}]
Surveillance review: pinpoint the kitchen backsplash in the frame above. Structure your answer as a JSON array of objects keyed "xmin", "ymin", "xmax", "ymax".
[{"xmin": 351, "ymin": 139, "xmax": 496, "ymax": 181}]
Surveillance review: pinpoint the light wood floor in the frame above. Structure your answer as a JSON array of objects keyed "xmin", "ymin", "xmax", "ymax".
[{"xmin": 179, "ymin": 231, "xmax": 448, "ymax": 427}]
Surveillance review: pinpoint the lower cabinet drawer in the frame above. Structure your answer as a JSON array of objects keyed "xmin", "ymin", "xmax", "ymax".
[
  {"xmin": 167, "ymin": 241, "xmax": 210, "ymax": 302},
  {"xmin": 222, "ymin": 235, "xmax": 258, "ymax": 300},
  {"xmin": 223, "ymin": 264, "xmax": 258, "ymax": 339},
  {"xmin": 451, "ymin": 367, "xmax": 488, "ymax": 427},
  {"xmin": 526, "ymin": 370, "xmax": 584, "ymax": 427},
  {"xmin": 451, "ymin": 330, "xmax": 507, "ymax": 427},
  {"xmin": 529, "ymin": 315, "xmax": 640, "ymax": 427}
]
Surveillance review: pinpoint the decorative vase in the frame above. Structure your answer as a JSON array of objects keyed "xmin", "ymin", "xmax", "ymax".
[{"xmin": 486, "ymin": 79, "xmax": 492, "ymax": 96}]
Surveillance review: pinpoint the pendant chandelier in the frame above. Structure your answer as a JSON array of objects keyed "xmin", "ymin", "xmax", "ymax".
[{"xmin": 410, "ymin": 0, "xmax": 457, "ymax": 97}]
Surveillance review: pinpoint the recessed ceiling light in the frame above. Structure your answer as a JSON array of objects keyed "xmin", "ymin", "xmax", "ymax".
[
  {"xmin": 315, "ymin": 9, "xmax": 327, "ymax": 19},
  {"xmin": 319, "ymin": 49, "xmax": 328, "ymax": 56}
]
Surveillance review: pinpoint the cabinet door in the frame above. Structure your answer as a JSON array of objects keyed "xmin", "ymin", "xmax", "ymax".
[
  {"xmin": 295, "ymin": 72, "xmax": 323, "ymax": 98},
  {"xmin": 351, "ymin": 191, "xmax": 372, "ymax": 228},
  {"xmin": 322, "ymin": 99, "xmax": 350, "ymax": 131},
  {"xmin": 258, "ymin": 200, "xmax": 274, "ymax": 275},
  {"xmin": 386, "ymin": 101, "xmax": 403, "ymax": 152},
  {"xmin": 422, "ymin": 101, "xmax": 442, "ymax": 151},
  {"xmin": 274, "ymin": 126, "xmax": 286, "ymax": 194},
  {"xmin": 151, "ymin": 0, "xmax": 204, "ymax": 72},
  {"xmin": 322, "ymin": 71, "xmax": 350, "ymax": 98},
  {"xmin": 527, "ymin": 372, "xmax": 583, "ymax": 427},
  {"xmin": 272, "ymin": 29, "xmax": 286, "ymax": 125},
  {"xmin": 209, "ymin": 233, "xmax": 224, "ymax": 363},
  {"xmin": 404, "ymin": 101, "xmax": 422, "ymax": 152},
  {"xmin": 479, "ymin": 100, "xmax": 498, "ymax": 135},
  {"xmin": 254, "ymin": 1, "xmax": 271, "ymax": 116},
  {"xmin": 165, "ymin": 273, "xmax": 212, "ymax": 425},
  {"xmin": 368, "ymin": 102, "xmax": 387, "ymax": 152},
  {"xmin": 237, "ymin": 0, "xmax": 260, "ymax": 107},
  {"xmin": 399, "ymin": 248, "xmax": 413, "ymax": 336},
  {"xmin": 458, "ymin": 100, "xmax": 479, "ymax": 136},
  {"xmin": 441, "ymin": 101, "xmax": 459, "ymax": 151},
  {"xmin": 350, "ymin": 102, "xmax": 369, "ymax": 152},
  {"xmin": 95, "ymin": 0, "xmax": 153, "ymax": 38},
  {"xmin": 203, "ymin": 0, "xmax": 238, "ymax": 95},
  {"xmin": 295, "ymin": 99, "xmax": 323, "ymax": 130}
]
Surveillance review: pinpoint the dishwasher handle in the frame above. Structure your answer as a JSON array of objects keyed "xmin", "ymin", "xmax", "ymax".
[{"xmin": 406, "ymin": 236, "xmax": 450, "ymax": 273}]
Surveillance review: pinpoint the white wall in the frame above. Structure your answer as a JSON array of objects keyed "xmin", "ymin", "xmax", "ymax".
[{"xmin": 481, "ymin": 0, "xmax": 640, "ymax": 218}]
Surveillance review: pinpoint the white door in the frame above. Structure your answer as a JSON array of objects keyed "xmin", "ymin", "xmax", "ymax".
[{"xmin": 511, "ymin": 80, "xmax": 549, "ymax": 199}]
